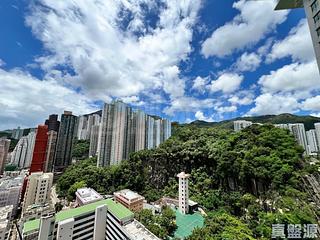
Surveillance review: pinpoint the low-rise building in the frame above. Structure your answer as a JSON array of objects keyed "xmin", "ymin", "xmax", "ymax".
[
  {"xmin": 75, "ymin": 187, "xmax": 103, "ymax": 206},
  {"xmin": 114, "ymin": 189, "xmax": 145, "ymax": 212},
  {"xmin": 0, "ymin": 176, "xmax": 23, "ymax": 215},
  {"xmin": 23, "ymin": 172, "xmax": 53, "ymax": 212},
  {"xmin": 21, "ymin": 203, "xmax": 53, "ymax": 222}
]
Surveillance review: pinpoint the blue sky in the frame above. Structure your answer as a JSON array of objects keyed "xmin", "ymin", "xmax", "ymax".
[{"xmin": 0, "ymin": 0, "xmax": 319, "ymax": 129}]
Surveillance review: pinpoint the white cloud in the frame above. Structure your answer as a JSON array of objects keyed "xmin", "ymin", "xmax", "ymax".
[
  {"xmin": 192, "ymin": 76, "xmax": 209, "ymax": 92},
  {"xmin": 0, "ymin": 68, "xmax": 97, "ymax": 130},
  {"xmin": 267, "ymin": 19, "xmax": 314, "ymax": 63},
  {"xmin": 164, "ymin": 97, "xmax": 215, "ymax": 116},
  {"xmin": 120, "ymin": 96, "xmax": 145, "ymax": 106},
  {"xmin": 228, "ymin": 95, "xmax": 253, "ymax": 106},
  {"xmin": 195, "ymin": 111, "xmax": 215, "ymax": 122},
  {"xmin": 201, "ymin": 0, "xmax": 288, "ymax": 58},
  {"xmin": 214, "ymin": 105, "xmax": 237, "ymax": 113},
  {"xmin": 301, "ymin": 96, "xmax": 320, "ymax": 111},
  {"xmin": 259, "ymin": 60, "xmax": 319, "ymax": 93},
  {"xmin": 235, "ymin": 52, "xmax": 261, "ymax": 72},
  {"xmin": 311, "ymin": 112, "xmax": 320, "ymax": 118},
  {"xmin": 25, "ymin": 0, "xmax": 202, "ymax": 101},
  {"xmin": 248, "ymin": 93, "xmax": 299, "ymax": 115},
  {"xmin": 209, "ymin": 73, "xmax": 244, "ymax": 93}
]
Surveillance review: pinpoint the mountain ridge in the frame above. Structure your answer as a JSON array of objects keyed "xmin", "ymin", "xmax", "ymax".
[{"xmin": 181, "ymin": 113, "xmax": 320, "ymax": 131}]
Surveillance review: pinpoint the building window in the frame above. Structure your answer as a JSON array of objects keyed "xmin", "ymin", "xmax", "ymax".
[
  {"xmin": 312, "ymin": 0, "xmax": 319, "ymax": 12},
  {"xmin": 317, "ymin": 27, "xmax": 320, "ymax": 37},
  {"xmin": 314, "ymin": 11, "xmax": 320, "ymax": 24}
]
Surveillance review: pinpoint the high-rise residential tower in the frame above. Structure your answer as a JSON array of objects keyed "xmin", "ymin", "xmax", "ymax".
[
  {"xmin": 54, "ymin": 111, "xmax": 78, "ymax": 171},
  {"xmin": 45, "ymin": 114, "xmax": 60, "ymax": 132},
  {"xmin": 289, "ymin": 123, "xmax": 309, "ymax": 153},
  {"xmin": 29, "ymin": 125, "xmax": 48, "ymax": 173},
  {"xmin": 77, "ymin": 113, "xmax": 101, "ymax": 140},
  {"xmin": 134, "ymin": 110, "xmax": 146, "ymax": 151},
  {"xmin": 44, "ymin": 130, "xmax": 57, "ymax": 172},
  {"xmin": 0, "ymin": 138, "xmax": 10, "ymax": 175},
  {"xmin": 97, "ymin": 101, "xmax": 171, "ymax": 167},
  {"xmin": 10, "ymin": 132, "xmax": 36, "ymax": 169},
  {"xmin": 275, "ymin": 0, "xmax": 320, "ymax": 72},
  {"xmin": 89, "ymin": 124, "xmax": 100, "ymax": 157},
  {"xmin": 315, "ymin": 123, "xmax": 320, "ymax": 149},
  {"xmin": 98, "ymin": 101, "xmax": 132, "ymax": 166},
  {"xmin": 306, "ymin": 129, "xmax": 319, "ymax": 154}
]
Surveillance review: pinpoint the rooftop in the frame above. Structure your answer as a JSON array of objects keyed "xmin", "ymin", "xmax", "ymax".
[
  {"xmin": 177, "ymin": 172, "xmax": 190, "ymax": 179},
  {"xmin": 23, "ymin": 199, "xmax": 133, "ymax": 234},
  {"xmin": 114, "ymin": 189, "xmax": 144, "ymax": 202},
  {"xmin": 124, "ymin": 220, "xmax": 160, "ymax": 240},
  {"xmin": 174, "ymin": 209, "xmax": 204, "ymax": 239},
  {"xmin": 76, "ymin": 187, "xmax": 103, "ymax": 204}
]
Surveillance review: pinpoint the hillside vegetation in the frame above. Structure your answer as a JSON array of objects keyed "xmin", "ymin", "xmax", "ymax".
[{"xmin": 57, "ymin": 124, "xmax": 319, "ymax": 239}]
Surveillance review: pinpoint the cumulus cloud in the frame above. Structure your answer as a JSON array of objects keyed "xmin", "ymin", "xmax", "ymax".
[
  {"xmin": 248, "ymin": 93, "xmax": 299, "ymax": 115},
  {"xmin": 259, "ymin": 60, "xmax": 319, "ymax": 93},
  {"xmin": 267, "ymin": 19, "xmax": 314, "ymax": 63},
  {"xmin": 301, "ymin": 96, "xmax": 320, "ymax": 111},
  {"xmin": 235, "ymin": 52, "xmax": 261, "ymax": 72},
  {"xmin": 208, "ymin": 73, "xmax": 244, "ymax": 93},
  {"xmin": 195, "ymin": 111, "xmax": 215, "ymax": 122},
  {"xmin": 192, "ymin": 76, "xmax": 209, "ymax": 93},
  {"xmin": 214, "ymin": 105, "xmax": 237, "ymax": 113},
  {"xmin": 201, "ymin": 0, "xmax": 288, "ymax": 58},
  {"xmin": 25, "ymin": 0, "xmax": 202, "ymax": 101},
  {"xmin": 120, "ymin": 96, "xmax": 145, "ymax": 106},
  {"xmin": 228, "ymin": 94, "xmax": 254, "ymax": 106},
  {"xmin": 0, "ymin": 68, "xmax": 97, "ymax": 130},
  {"xmin": 163, "ymin": 97, "xmax": 215, "ymax": 116}
]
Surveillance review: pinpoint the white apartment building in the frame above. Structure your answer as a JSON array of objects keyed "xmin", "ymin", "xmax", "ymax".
[
  {"xmin": 10, "ymin": 132, "xmax": 36, "ymax": 169},
  {"xmin": 306, "ymin": 129, "xmax": 319, "ymax": 154},
  {"xmin": 77, "ymin": 114, "xmax": 101, "ymax": 140},
  {"xmin": 76, "ymin": 188, "xmax": 103, "ymax": 206},
  {"xmin": 0, "ymin": 205, "xmax": 13, "ymax": 240},
  {"xmin": 177, "ymin": 172, "xmax": 190, "ymax": 214},
  {"xmin": 289, "ymin": 123, "xmax": 309, "ymax": 153},
  {"xmin": 135, "ymin": 111, "xmax": 146, "ymax": 151},
  {"xmin": 315, "ymin": 123, "xmax": 320, "ymax": 149},
  {"xmin": 0, "ymin": 138, "xmax": 10, "ymax": 175},
  {"xmin": 23, "ymin": 199, "xmax": 159, "ymax": 240},
  {"xmin": 234, "ymin": 120, "xmax": 253, "ymax": 132},
  {"xmin": 89, "ymin": 124, "xmax": 101, "ymax": 157},
  {"xmin": 97, "ymin": 101, "xmax": 171, "ymax": 167},
  {"xmin": 23, "ymin": 172, "xmax": 53, "ymax": 211},
  {"xmin": 276, "ymin": 0, "xmax": 320, "ymax": 73}
]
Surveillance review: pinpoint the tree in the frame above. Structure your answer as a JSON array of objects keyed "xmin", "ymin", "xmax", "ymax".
[{"xmin": 67, "ymin": 181, "xmax": 87, "ymax": 201}]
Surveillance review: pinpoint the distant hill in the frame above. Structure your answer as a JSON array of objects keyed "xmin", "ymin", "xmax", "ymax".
[{"xmin": 184, "ymin": 113, "xmax": 320, "ymax": 131}]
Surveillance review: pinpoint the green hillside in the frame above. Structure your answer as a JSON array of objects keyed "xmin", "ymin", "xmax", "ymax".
[{"xmin": 186, "ymin": 113, "xmax": 320, "ymax": 131}]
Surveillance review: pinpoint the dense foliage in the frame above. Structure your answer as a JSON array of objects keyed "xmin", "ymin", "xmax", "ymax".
[
  {"xmin": 135, "ymin": 207, "xmax": 177, "ymax": 239},
  {"xmin": 57, "ymin": 124, "xmax": 318, "ymax": 239},
  {"xmin": 71, "ymin": 139, "xmax": 90, "ymax": 160}
]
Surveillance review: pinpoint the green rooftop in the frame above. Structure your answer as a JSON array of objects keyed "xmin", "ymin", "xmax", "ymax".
[
  {"xmin": 174, "ymin": 209, "xmax": 204, "ymax": 239},
  {"xmin": 23, "ymin": 199, "xmax": 133, "ymax": 234}
]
